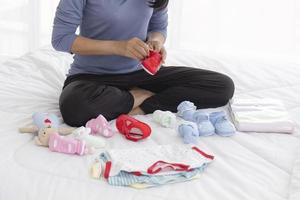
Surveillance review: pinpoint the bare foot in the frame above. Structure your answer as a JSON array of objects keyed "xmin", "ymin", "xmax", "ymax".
[
  {"xmin": 129, "ymin": 87, "xmax": 154, "ymax": 109},
  {"xmin": 128, "ymin": 107, "xmax": 145, "ymax": 116}
]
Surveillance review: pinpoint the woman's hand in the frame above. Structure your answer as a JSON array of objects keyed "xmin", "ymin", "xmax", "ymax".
[
  {"xmin": 118, "ymin": 37, "xmax": 150, "ymax": 60},
  {"xmin": 147, "ymin": 40, "xmax": 167, "ymax": 64}
]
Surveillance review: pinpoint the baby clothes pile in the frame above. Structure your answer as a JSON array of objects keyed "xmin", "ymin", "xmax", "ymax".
[
  {"xmin": 92, "ymin": 144, "xmax": 214, "ymax": 188},
  {"xmin": 229, "ymin": 98, "xmax": 295, "ymax": 133}
]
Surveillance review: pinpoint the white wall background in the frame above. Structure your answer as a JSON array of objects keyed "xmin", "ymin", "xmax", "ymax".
[{"xmin": 0, "ymin": 0, "xmax": 300, "ymax": 62}]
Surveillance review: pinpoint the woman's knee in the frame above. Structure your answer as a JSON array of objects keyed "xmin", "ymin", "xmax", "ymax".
[
  {"xmin": 219, "ymin": 73, "xmax": 235, "ymax": 100},
  {"xmin": 59, "ymin": 82, "xmax": 96, "ymax": 126},
  {"xmin": 59, "ymin": 82, "xmax": 132, "ymax": 126},
  {"xmin": 191, "ymin": 69, "xmax": 235, "ymax": 100}
]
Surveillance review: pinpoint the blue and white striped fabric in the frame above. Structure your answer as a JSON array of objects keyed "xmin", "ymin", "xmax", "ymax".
[
  {"xmin": 107, "ymin": 166, "xmax": 207, "ymax": 187},
  {"xmin": 99, "ymin": 152, "xmax": 209, "ymax": 187}
]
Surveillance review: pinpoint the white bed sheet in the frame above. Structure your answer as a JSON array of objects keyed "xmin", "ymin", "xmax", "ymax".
[{"xmin": 0, "ymin": 47, "xmax": 300, "ymax": 200}]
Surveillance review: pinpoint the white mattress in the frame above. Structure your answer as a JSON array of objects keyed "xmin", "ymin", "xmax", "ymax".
[{"xmin": 0, "ymin": 47, "xmax": 300, "ymax": 200}]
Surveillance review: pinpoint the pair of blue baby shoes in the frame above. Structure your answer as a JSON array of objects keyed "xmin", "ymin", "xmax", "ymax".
[{"xmin": 177, "ymin": 101, "xmax": 236, "ymax": 143}]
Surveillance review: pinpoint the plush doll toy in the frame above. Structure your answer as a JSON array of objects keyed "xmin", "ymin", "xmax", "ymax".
[{"xmin": 19, "ymin": 113, "xmax": 74, "ymax": 147}]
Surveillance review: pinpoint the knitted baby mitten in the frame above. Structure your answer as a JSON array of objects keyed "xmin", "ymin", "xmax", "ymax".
[{"xmin": 153, "ymin": 110, "xmax": 177, "ymax": 128}]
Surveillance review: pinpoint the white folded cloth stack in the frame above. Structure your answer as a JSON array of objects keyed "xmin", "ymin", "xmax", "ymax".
[{"xmin": 229, "ymin": 98, "xmax": 295, "ymax": 133}]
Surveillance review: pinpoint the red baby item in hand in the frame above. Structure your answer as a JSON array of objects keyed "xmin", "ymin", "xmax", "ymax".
[
  {"xmin": 116, "ymin": 114, "xmax": 151, "ymax": 142},
  {"xmin": 141, "ymin": 50, "xmax": 162, "ymax": 75}
]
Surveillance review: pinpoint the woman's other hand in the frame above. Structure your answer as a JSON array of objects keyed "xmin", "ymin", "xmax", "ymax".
[
  {"xmin": 147, "ymin": 40, "xmax": 167, "ymax": 64},
  {"xmin": 118, "ymin": 37, "xmax": 150, "ymax": 60}
]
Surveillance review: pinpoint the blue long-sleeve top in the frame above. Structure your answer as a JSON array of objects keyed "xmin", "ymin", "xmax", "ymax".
[{"xmin": 52, "ymin": 0, "xmax": 168, "ymax": 75}]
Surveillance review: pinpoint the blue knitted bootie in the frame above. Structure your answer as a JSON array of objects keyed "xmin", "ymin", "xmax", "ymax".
[
  {"xmin": 209, "ymin": 111, "xmax": 236, "ymax": 136},
  {"xmin": 193, "ymin": 111, "xmax": 215, "ymax": 136},
  {"xmin": 177, "ymin": 101, "xmax": 197, "ymax": 122},
  {"xmin": 178, "ymin": 123, "xmax": 199, "ymax": 144}
]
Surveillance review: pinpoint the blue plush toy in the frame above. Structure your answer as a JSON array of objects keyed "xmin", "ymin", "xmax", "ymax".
[
  {"xmin": 32, "ymin": 113, "xmax": 60, "ymax": 130},
  {"xmin": 19, "ymin": 112, "xmax": 74, "ymax": 146}
]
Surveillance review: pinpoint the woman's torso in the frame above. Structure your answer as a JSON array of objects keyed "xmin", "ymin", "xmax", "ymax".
[{"xmin": 70, "ymin": 0, "xmax": 154, "ymax": 76}]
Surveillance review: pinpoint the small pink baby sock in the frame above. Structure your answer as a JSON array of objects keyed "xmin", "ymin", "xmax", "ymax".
[{"xmin": 48, "ymin": 133, "xmax": 87, "ymax": 155}]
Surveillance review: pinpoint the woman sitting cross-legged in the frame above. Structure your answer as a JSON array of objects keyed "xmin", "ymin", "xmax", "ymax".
[{"xmin": 52, "ymin": 0, "xmax": 235, "ymax": 126}]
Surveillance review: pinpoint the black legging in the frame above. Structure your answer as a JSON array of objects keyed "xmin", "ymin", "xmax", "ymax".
[{"xmin": 59, "ymin": 66, "xmax": 235, "ymax": 127}]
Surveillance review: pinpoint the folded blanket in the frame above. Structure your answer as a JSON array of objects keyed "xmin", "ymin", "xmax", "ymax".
[{"xmin": 229, "ymin": 98, "xmax": 295, "ymax": 133}]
